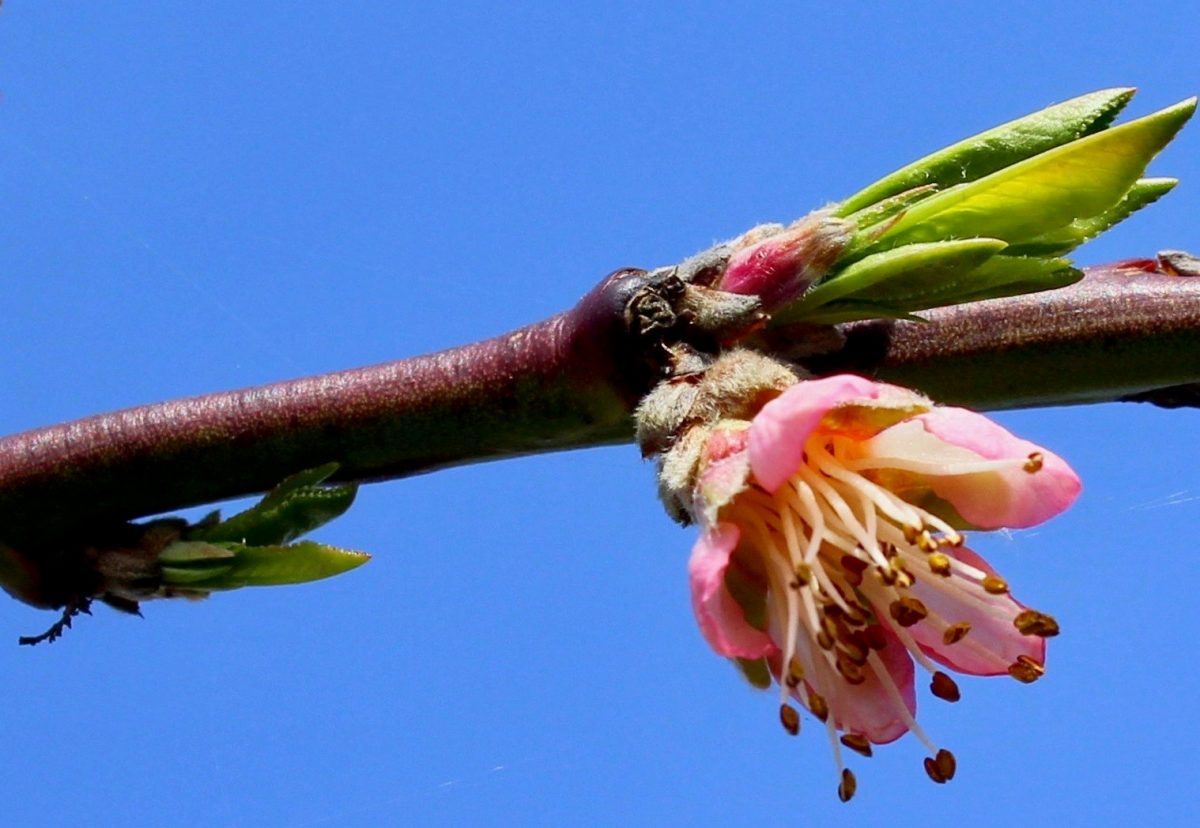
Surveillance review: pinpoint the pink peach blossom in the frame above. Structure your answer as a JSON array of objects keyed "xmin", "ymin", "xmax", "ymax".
[{"xmin": 686, "ymin": 375, "xmax": 1080, "ymax": 799}]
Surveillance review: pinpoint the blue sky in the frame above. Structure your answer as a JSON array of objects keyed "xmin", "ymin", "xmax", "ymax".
[{"xmin": 1, "ymin": 3, "xmax": 1197, "ymax": 826}]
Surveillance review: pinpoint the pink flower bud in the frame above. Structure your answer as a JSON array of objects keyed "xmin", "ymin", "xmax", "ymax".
[{"xmin": 718, "ymin": 210, "xmax": 853, "ymax": 311}]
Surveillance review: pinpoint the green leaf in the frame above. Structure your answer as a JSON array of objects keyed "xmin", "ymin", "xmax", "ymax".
[
  {"xmin": 865, "ymin": 253, "xmax": 1080, "ymax": 308},
  {"xmin": 158, "ymin": 540, "xmax": 237, "ymax": 565},
  {"xmin": 871, "ymin": 98, "xmax": 1196, "ymax": 249},
  {"xmin": 159, "ymin": 540, "xmax": 369, "ymax": 591},
  {"xmin": 188, "ymin": 463, "xmax": 357, "ymax": 546},
  {"xmin": 1006, "ymin": 177, "xmax": 1178, "ymax": 257},
  {"xmin": 786, "ymin": 255, "xmax": 1080, "ymax": 325},
  {"xmin": 777, "ymin": 239, "xmax": 1007, "ymax": 324},
  {"xmin": 837, "ymin": 88, "xmax": 1135, "ymax": 214},
  {"xmin": 949, "ymin": 256, "xmax": 1083, "ymax": 305},
  {"xmin": 260, "ymin": 462, "xmax": 342, "ymax": 502},
  {"xmin": 843, "ymin": 184, "xmax": 938, "ymax": 229},
  {"xmin": 158, "ymin": 540, "xmax": 237, "ymax": 585},
  {"xmin": 160, "ymin": 563, "xmax": 235, "ymax": 585},
  {"xmin": 156, "ymin": 464, "xmax": 368, "ymax": 596}
]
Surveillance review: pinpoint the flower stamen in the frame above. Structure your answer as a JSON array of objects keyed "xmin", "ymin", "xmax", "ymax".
[
  {"xmin": 930, "ymin": 671, "xmax": 961, "ymax": 702},
  {"xmin": 1008, "ymin": 655, "xmax": 1046, "ymax": 683},
  {"xmin": 780, "ymin": 703, "xmax": 801, "ymax": 735},
  {"xmin": 982, "ymin": 575, "xmax": 1010, "ymax": 595},
  {"xmin": 1014, "ymin": 609, "xmax": 1060, "ymax": 638},
  {"xmin": 923, "ymin": 749, "xmax": 958, "ymax": 784},
  {"xmin": 889, "ymin": 596, "xmax": 929, "ymax": 627},
  {"xmin": 837, "ymin": 768, "xmax": 857, "ymax": 802},
  {"xmin": 840, "ymin": 733, "xmax": 873, "ymax": 757},
  {"xmin": 943, "ymin": 622, "xmax": 972, "ymax": 645},
  {"xmin": 927, "ymin": 552, "xmax": 953, "ymax": 576}
]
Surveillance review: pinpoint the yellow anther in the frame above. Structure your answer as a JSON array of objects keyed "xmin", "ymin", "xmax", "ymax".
[
  {"xmin": 786, "ymin": 657, "xmax": 805, "ymax": 687},
  {"xmin": 840, "ymin": 734, "xmax": 873, "ymax": 757},
  {"xmin": 794, "ymin": 562, "xmax": 813, "ymax": 586},
  {"xmin": 889, "ymin": 596, "xmax": 928, "ymax": 627},
  {"xmin": 930, "ymin": 671, "xmax": 961, "ymax": 703},
  {"xmin": 808, "ymin": 691, "xmax": 829, "ymax": 722},
  {"xmin": 927, "ymin": 553, "xmax": 952, "ymax": 577},
  {"xmin": 1007, "ymin": 655, "xmax": 1046, "ymax": 684},
  {"xmin": 1014, "ymin": 609, "xmax": 1060, "ymax": 637},
  {"xmin": 924, "ymin": 756, "xmax": 947, "ymax": 784},
  {"xmin": 889, "ymin": 557, "xmax": 916, "ymax": 588},
  {"xmin": 924, "ymin": 748, "xmax": 957, "ymax": 783},
  {"xmin": 936, "ymin": 748, "xmax": 957, "ymax": 781},
  {"xmin": 837, "ymin": 768, "xmax": 857, "ymax": 802},
  {"xmin": 942, "ymin": 622, "xmax": 972, "ymax": 645},
  {"xmin": 821, "ymin": 614, "xmax": 841, "ymax": 643},
  {"xmin": 1023, "ymin": 452, "xmax": 1044, "ymax": 473},
  {"xmin": 779, "ymin": 704, "xmax": 800, "ymax": 736},
  {"xmin": 836, "ymin": 653, "xmax": 866, "ymax": 685},
  {"xmin": 981, "ymin": 575, "xmax": 1009, "ymax": 595}
]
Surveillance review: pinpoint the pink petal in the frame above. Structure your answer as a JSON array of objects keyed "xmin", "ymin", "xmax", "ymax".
[
  {"xmin": 821, "ymin": 624, "xmax": 916, "ymax": 744},
  {"xmin": 704, "ymin": 422, "xmax": 751, "ymax": 464},
  {"xmin": 749, "ymin": 375, "xmax": 903, "ymax": 493},
  {"xmin": 916, "ymin": 407, "xmax": 1082, "ymax": 528},
  {"xmin": 695, "ymin": 425, "xmax": 752, "ymax": 525},
  {"xmin": 720, "ymin": 233, "xmax": 808, "ymax": 307},
  {"xmin": 907, "ymin": 546, "xmax": 1045, "ymax": 676},
  {"xmin": 695, "ymin": 457, "xmax": 750, "ymax": 527},
  {"xmin": 688, "ymin": 524, "xmax": 775, "ymax": 659}
]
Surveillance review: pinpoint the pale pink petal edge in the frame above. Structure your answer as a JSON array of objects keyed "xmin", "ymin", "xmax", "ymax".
[
  {"xmin": 688, "ymin": 523, "xmax": 774, "ymax": 659},
  {"xmin": 917, "ymin": 407, "xmax": 1082, "ymax": 528},
  {"xmin": 748, "ymin": 375, "xmax": 892, "ymax": 492}
]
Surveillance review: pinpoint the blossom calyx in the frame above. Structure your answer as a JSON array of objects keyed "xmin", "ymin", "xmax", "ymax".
[{"xmin": 636, "ymin": 350, "xmax": 802, "ymax": 524}]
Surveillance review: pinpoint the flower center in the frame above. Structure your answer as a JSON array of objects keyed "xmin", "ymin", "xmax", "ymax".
[{"xmin": 723, "ymin": 433, "xmax": 1056, "ymax": 800}]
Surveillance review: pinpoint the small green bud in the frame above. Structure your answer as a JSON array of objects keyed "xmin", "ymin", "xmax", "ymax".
[
  {"xmin": 160, "ymin": 540, "xmax": 369, "ymax": 591},
  {"xmin": 188, "ymin": 462, "xmax": 357, "ymax": 546},
  {"xmin": 159, "ymin": 464, "xmax": 368, "ymax": 593}
]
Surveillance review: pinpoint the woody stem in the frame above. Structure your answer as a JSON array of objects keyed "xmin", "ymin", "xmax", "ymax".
[
  {"xmin": 810, "ymin": 261, "xmax": 1200, "ymax": 409},
  {"xmin": 0, "ymin": 258, "xmax": 1197, "ymax": 558}
]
